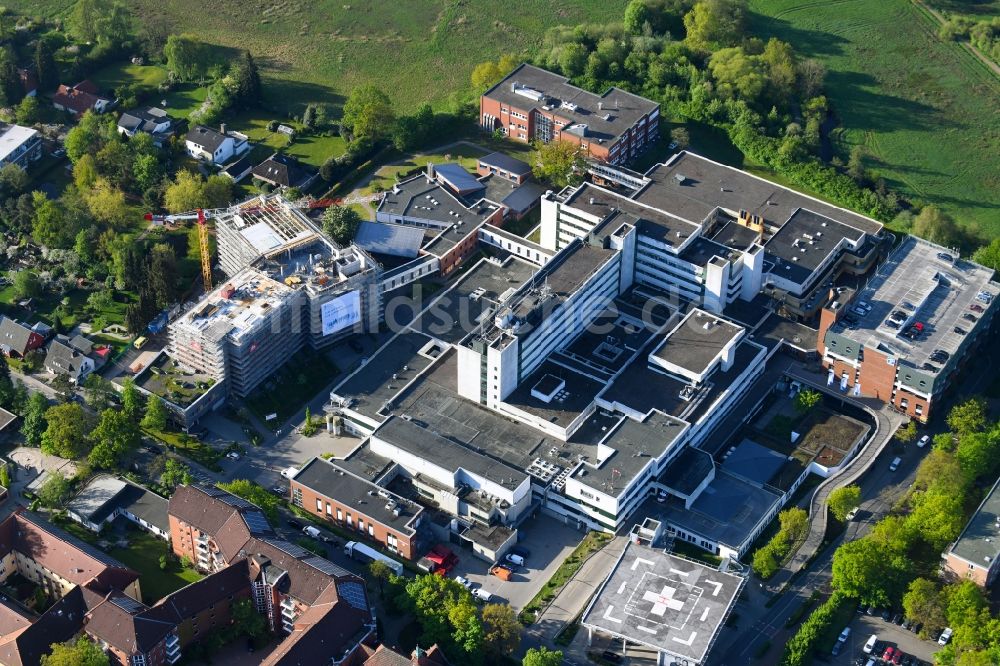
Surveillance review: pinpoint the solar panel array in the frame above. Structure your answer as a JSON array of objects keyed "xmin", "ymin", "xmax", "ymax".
[
  {"xmin": 110, "ymin": 593, "xmax": 148, "ymax": 615},
  {"xmin": 264, "ymin": 539, "xmax": 312, "ymax": 559},
  {"xmin": 337, "ymin": 580, "xmax": 368, "ymax": 611},
  {"xmin": 201, "ymin": 485, "xmax": 257, "ymax": 510},
  {"xmin": 241, "ymin": 511, "xmax": 273, "ymax": 535},
  {"xmin": 303, "ymin": 556, "xmax": 350, "ymax": 578}
]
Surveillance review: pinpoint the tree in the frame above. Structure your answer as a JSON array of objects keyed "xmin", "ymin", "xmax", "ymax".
[
  {"xmin": 41, "ymin": 403, "xmax": 94, "ymax": 459},
  {"xmin": 793, "ymin": 388, "xmax": 821, "ymax": 414},
  {"xmin": 164, "ymin": 35, "xmax": 215, "ymax": 80},
  {"xmin": 35, "ymin": 39, "xmax": 59, "ymax": 92},
  {"xmin": 89, "ymin": 408, "xmax": 140, "ymax": 468},
  {"xmin": 0, "ymin": 163, "xmax": 29, "ymax": 198},
  {"xmin": 84, "ymin": 179, "xmax": 129, "ymax": 226},
  {"xmin": 831, "ymin": 536, "xmax": 908, "ymax": 606},
  {"xmin": 217, "ymin": 479, "xmax": 281, "ymax": 524},
  {"xmin": 847, "ymin": 145, "xmax": 867, "ymax": 183},
  {"xmin": 972, "ymin": 238, "xmax": 1000, "ymax": 272},
  {"xmin": 64, "ymin": 111, "xmax": 116, "ymax": 164},
  {"xmin": 231, "ymin": 598, "xmax": 267, "ymax": 638},
  {"xmin": 148, "ymin": 243, "xmax": 178, "ymax": 308},
  {"xmin": 0, "ymin": 49, "xmax": 23, "ymax": 108},
  {"xmin": 828, "ymin": 485, "xmax": 862, "ymax": 521},
  {"xmin": 15, "ymin": 96, "xmax": 40, "ymax": 125},
  {"xmin": 341, "ymin": 85, "xmax": 395, "ymax": 141},
  {"xmin": 482, "ymin": 603, "xmax": 522, "ymax": 659},
  {"xmin": 533, "ymin": 140, "xmax": 587, "ymax": 188},
  {"xmin": 400, "ymin": 574, "xmax": 483, "ymax": 660},
  {"xmin": 141, "ymin": 394, "xmax": 169, "ymax": 432},
  {"xmin": 161, "ymin": 458, "xmax": 192, "ymax": 489},
  {"xmin": 83, "ymin": 374, "xmax": 117, "ymax": 411},
  {"xmin": 368, "ymin": 560, "xmax": 392, "ymax": 597},
  {"xmin": 231, "ymin": 51, "xmax": 262, "ymax": 106},
  {"xmin": 202, "ymin": 174, "xmax": 233, "ymax": 208},
  {"xmin": 21, "ymin": 392, "xmax": 48, "ymax": 446},
  {"xmin": 947, "ymin": 398, "xmax": 988, "ymax": 438},
  {"xmin": 40, "ymin": 637, "xmax": 109, "ymax": 666},
  {"xmin": 164, "ymin": 171, "xmax": 206, "ymax": 213},
  {"xmin": 522, "ymin": 647, "xmax": 563, "ymax": 666},
  {"xmin": 11, "ymin": 270, "xmax": 42, "ymax": 300},
  {"xmin": 912, "ymin": 205, "xmax": 960, "ymax": 248},
  {"xmin": 625, "ymin": 0, "xmax": 652, "ymax": 34},
  {"xmin": 74, "ymin": 154, "xmax": 99, "ymax": 191},
  {"xmin": 133, "ymin": 153, "xmax": 164, "ymax": 193},
  {"xmin": 322, "ymin": 205, "xmax": 362, "ymax": 244},
  {"xmin": 684, "ymin": 0, "xmax": 746, "ymax": 51},
  {"xmin": 708, "ymin": 47, "xmax": 764, "ymax": 101},
  {"xmin": 470, "ymin": 55, "xmax": 518, "ymax": 93},
  {"xmin": 121, "ymin": 377, "xmax": 143, "ymax": 421},
  {"xmin": 895, "ymin": 420, "xmax": 918, "ymax": 444},
  {"xmin": 37, "ymin": 473, "xmax": 70, "ymax": 508},
  {"xmin": 903, "ymin": 578, "xmax": 947, "ymax": 635}
]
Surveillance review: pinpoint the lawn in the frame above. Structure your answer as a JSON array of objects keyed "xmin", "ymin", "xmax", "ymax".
[
  {"xmin": 225, "ymin": 110, "xmax": 347, "ymax": 168},
  {"xmin": 90, "ymin": 62, "xmax": 169, "ymax": 92},
  {"xmin": 9, "ymin": 1, "xmax": 629, "ymax": 114},
  {"xmin": 109, "ymin": 528, "xmax": 203, "ymax": 604},
  {"xmin": 749, "ymin": 0, "xmax": 1000, "ymax": 241},
  {"xmin": 243, "ymin": 349, "xmax": 338, "ymax": 425},
  {"xmin": 362, "ymin": 142, "xmax": 491, "ymax": 195}
]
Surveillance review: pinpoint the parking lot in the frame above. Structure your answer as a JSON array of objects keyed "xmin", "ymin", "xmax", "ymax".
[
  {"xmin": 447, "ymin": 515, "xmax": 586, "ymax": 611},
  {"xmin": 832, "ymin": 612, "xmax": 940, "ymax": 665}
]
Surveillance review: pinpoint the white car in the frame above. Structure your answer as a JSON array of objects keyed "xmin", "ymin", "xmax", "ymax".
[
  {"xmin": 938, "ymin": 627, "xmax": 953, "ymax": 645},
  {"xmin": 226, "ymin": 451, "xmax": 241, "ymax": 460},
  {"xmin": 918, "ymin": 435, "xmax": 930, "ymax": 448},
  {"xmin": 454, "ymin": 575, "xmax": 472, "ymax": 589},
  {"xmin": 845, "ymin": 507, "xmax": 859, "ymax": 521}
]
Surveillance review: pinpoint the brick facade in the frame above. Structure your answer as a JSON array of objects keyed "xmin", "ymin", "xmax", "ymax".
[{"xmin": 290, "ymin": 480, "xmax": 416, "ymax": 560}]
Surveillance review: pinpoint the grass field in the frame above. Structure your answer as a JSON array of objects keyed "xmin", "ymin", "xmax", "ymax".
[
  {"xmin": 109, "ymin": 528, "xmax": 203, "ymax": 603},
  {"xmin": 16, "ymin": 0, "xmax": 628, "ymax": 114},
  {"xmin": 749, "ymin": 0, "xmax": 1000, "ymax": 241},
  {"xmin": 227, "ymin": 110, "xmax": 347, "ymax": 168}
]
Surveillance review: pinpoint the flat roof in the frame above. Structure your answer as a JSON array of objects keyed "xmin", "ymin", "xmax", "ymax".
[
  {"xmin": 378, "ymin": 174, "xmax": 496, "ymax": 228},
  {"xmin": 503, "ymin": 360, "xmax": 606, "ymax": 428},
  {"xmin": 479, "ymin": 152, "xmax": 531, "ymax": 177},
  {"xmin": 435, "ymin": 163, "xmax": 485, "ymax": 197},
  {"xmin": 709, "ymin": 217, "xmax": 761, "ymax": 251},
  {"xmin": 830, "ymin": 235, "xmax": 998, "ymax": 369},
  {"xmin": 582, "ymin": 542, "xmax": 743, "ymax": 664},
  {"xmin": 484, "ymin": 64, "xmax": 659, "ymax": 145},
  {"xmin": 171, "ymin": 268, "xmax": 295, "ymax": 343},
  {"xmin": 563, "ymin": 183, "xmax": 700, "ymax": 247},
  {"xmin": 293, "ymin": 457, "xmax": 420, "ymax": 535},
  {"xmin": 637, "ymin": 152, "xmax": 882, "ymax": 236},
  {"xmin": 753, "ymin": 314, "xmax": 818, "ymax": 353},
  {"xmin": 0, "ymin": 124, "xmax": 38, "ymax": 164},
  {"xmin": 67, "ymin": 475, "xmax": 128, "ymax": 521},
  {"xmin": 67, "ymin": 475, "xmax": 169, "ymax": 532},
  {"xmin": 763, "ymin": 208, "xmax": 866, "ymax": 285},
  {"xmin": 950, "ymin": 477, "xmax": 1000, "ymax": 567},
  {"xmin": 354, "ymin": 222, "xmax": 424, "ymax": 258},
  {"xmin": 680, "ymin": 235, "xmax": 741, "ymax": 267},
  {"xmin": 650, "ymin": 310, "xmax": 743, "ymax": 378},
  {"xmin": 721, "ymin": 439, "xmax": 787, "ymax": 486},
  {"xmin": 660, "ymin": 447, "xmax": 714, "ymax": 497},
  {"xmin": 409, "ymin": 256, "xmax": 537, "ymax": 344},
  {"xmin": 374, "ymin": 416, "xmax": 528, "ymax": 490},
  {"xmin": 661, "ymin": 469, "xmax": 782, "ymax": 550}
]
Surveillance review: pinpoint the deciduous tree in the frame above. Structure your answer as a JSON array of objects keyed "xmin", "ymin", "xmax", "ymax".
[
  {"xmin": 40, "ymin": 637, "xmax": 109, "ymax": 666},
  {"xmin": 522, "ymin": 647, "xmax": 563, "ymax": 666},
  {"xmin": 11, "ymin": 270, "xmax": 41, "ymax": 300},
  {"xmin": 947, "ymin": 398, "xmax": 988, "ymax": 438},
  {"xmin": 533, "ymin": 140, "xmax": 587, "ymax": 188},
  {"xmin": 828, "ymin": 485, "xmax": 861, "ymax": 522},
  {"xmin": 141, "ymin": 394, "xmax": 169, "ymax": 432},
  {"xmin": 121, "ymin": 377, "xmax": 143, "ymax": 421},
  {"xmin": 903, "ymin": 578, "xmax": 946, "ymax": 635},
  {"xmin": 37, "ymin": 472, "xmax": 70, "ymax": 508},
  {"xmin": 912, "ymin": 205, "xmax": 960, "ymax": 248},
  {"xmin": 683, "ymin": 0, "xmax": 746, "ymax": 51},
  {"xmin": 89, "ymin": 408, "xmax": 140, "ymax": 468},
  {"xmin": 482, "ymin": 603, "xmax": 522, "ymax": 658},
  {"xmin": 161, "ymin": 458, "xmax": 192, "ymax": 489},
  {"xmin": 21, "ymin": 392, "xmax": 48, "ymax": 446},
  {"xmin": 41, "ymin": 402, "xmax": 94, "ymax": 459},
  {"xmin": 793, "ymin": 388, "xmax": 821, "ymax": 414},
  {"xmin": 341, "ymin": 85, "xmax": 395, "ymax": 141},
  {"xmin": 164, "ymin": 171, "xmax": 206, "ymax": 213},
  {"xmin": 15, "ymin": 96, "xmax": 40, "ymax": 125},
  {"xmin": 322, "ymin": 205, "xmax": 361, "ymax": 244}
]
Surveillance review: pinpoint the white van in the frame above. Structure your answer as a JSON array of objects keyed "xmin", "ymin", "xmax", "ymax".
[
  {"xmin": 863, "ymin": 634, "xmax": 878, "ymax": 654},
  {"xmin": 302, "ymin": 525, "xmax": 321, "ymax": 539},
  {"xmin": 889, "ymin": 457, "xmax": 901, "ymax": 472},
  {"xmin": 473, "ymin": 588, "xmax": 492, "ymax": 603},
  {"xmin": 505, "ymin": 553, "xmax": 525, "ymax": 567}
]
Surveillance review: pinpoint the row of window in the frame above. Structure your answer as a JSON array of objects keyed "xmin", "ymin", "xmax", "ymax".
[{"xmin": 316, "ymin": 498, "xmax": 377, "ymax": 538}]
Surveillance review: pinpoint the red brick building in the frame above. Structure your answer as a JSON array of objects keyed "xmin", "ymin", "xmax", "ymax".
[
  {"xmin": 480, "ymin": 63, "xmax": 660, "ymax": 165},
  {"xmin": 291, "ymin": 457, "xmax": 423, "ymax": 560}
]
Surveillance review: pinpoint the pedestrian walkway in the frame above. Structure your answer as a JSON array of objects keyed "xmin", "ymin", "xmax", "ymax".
[
  {"xmin": 519, "ymin": 536, "xmax": 628, "ymax": 662},
  {"xmin": 768, "ymin": 365, "xmax": 905, "ymax": 590}
]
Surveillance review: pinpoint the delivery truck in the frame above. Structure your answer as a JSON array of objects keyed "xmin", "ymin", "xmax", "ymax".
[{"xmin": 343, "ymin": 541, "xmax": 403, "ymax": 576}]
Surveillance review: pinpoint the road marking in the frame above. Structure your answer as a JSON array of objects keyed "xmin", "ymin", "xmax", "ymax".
[
  {"xmin": 701, "ymin": 607, "xmax": 711, "ymax": 622},
  {"xmin": 603, "ymin": 606, "xmax": 622, "ymax": 624},
  {"xmin": 637, "ymin": 625, "xmax": 658, "ymax": 635},
  {"xmin": 672, "ymin": 631, "xmax": 698, "ymax": 646},
  {"xmin": 632, "ymin": 558, "xmax": 654, "ymax": 571},
  {"xmin": 704, "ymin": 580, "xmax": 723, "ymax": 596},
  {"xmin": 669, "ymin": 567, "xmax": 692, "ymax": 577},
  {"xmin": 617, "ymin": 581, "xmax": 628, "ymax": 594}
]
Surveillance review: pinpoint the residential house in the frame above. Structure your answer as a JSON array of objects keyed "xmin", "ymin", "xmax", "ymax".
[
  {"xmin": 356, "ymin": 644, "xmax": 451, "ymax": 666},
  {"xmin": 221, "ymin": 154, "xmax": 255, "ymax": 183},
  {"xmin": 117, "ymin": 106, "xmax": 175, "ymax": 146},
  {"xmin": 67, "ymin": 475, "xmax": 171, "ymax": 539},
  {"xmin": 52, "ymin": 80, "xmax": 112, "ymax": 118},
  {"xmin": 185, "ymin": 124, "xmax": 249, "ymax": 165},
  {"xmin": 0, "ymin": 317, "xmax": 46, "ymax": 358},
  {"xmin": 251, "ymin": 153, "xmax": 318, "ymax": 190},
  {"xmin": 0, "ymin": 123, "xmax": 43, "ymax": 170},
  {"xmin": 44, "ymin": 334, "xmax": 96, "ymax": 383}
]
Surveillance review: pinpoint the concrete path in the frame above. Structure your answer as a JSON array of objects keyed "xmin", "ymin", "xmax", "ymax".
[
  {"xmin": 767, "ymin": 365, "xmax": 905, "ymax": 591},
  {"xmin": 519, "ymin": 536, "xmax": 628, "ymax": 663}
]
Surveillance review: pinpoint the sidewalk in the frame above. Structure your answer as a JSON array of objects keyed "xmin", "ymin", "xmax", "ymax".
[{"xmin": 519, "ymin": 536, "xmax": 628, "ymax": 662}]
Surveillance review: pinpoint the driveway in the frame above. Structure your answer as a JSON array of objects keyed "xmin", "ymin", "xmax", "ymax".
[{"xmin": 448, "ymin": 515, "xmax": 586, "ymax": 611}]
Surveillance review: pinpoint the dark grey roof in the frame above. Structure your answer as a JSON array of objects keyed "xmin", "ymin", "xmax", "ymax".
[
  {"xmin": 479, "ymin": 152, "xmax": 531, "ymax": 178},
  {"xmin": 292, "ymin": 457, "xmax": 420, "ymax": 536},
  {"xmin": 563, "ymin": 182, "xmax": 700, "ymax": 247},
  {"xmin": 435, "ymin": 163, "xmax": 484, "ymax": 197},
  {"xmin": 0, "ymin": 317, "xmax": 38, "ymax": 355},
  {"xmin": 721, "ymin": 438, "xmax": 787, "ymax": 486},
  {"xmin": 354, "ymin": 222, "xmax": 424, "ymax": 258},
  {"xmin": 649, "ymin": 310, "xmax": 744, "ymax": 377},
  {"xmin": 251, "ymin": 152, "xmax": 316, "ymax": 188},
  {"xmin": 950, "ymin": 477, "xmax": 1000, "ymax": 567},
  {"xmin": 185, "ymin": 125, "xmax": 228, "ymax": 152},
  {"xmin": 222, "ymin": 154, "xmax": 255, "ymax": 180},
  {"xmin": 659, "ymin": 446, "xmax": 714, "ymax": 496},
  {"xmin": 378, "ymin": 175, "xmax": 496, "ymax": 227},
  {"xmin": 763, "ymin": 208, "xmax": 866, "ymax": 285},
  {"xmin": 45, "ymin": 335, "xmax": 90, "ymax": 379},
  {"xmin": 484, "ymin": 64, "xmax": 659, "ymax": 145},
  {"xmin": 117, "ymin": 106, "xmax": 173, "ymax": 134}
]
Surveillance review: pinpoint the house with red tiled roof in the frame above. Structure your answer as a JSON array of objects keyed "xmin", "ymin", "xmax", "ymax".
[{"xmin": 52, "ymin": 80, "xmax": 111, "ymax": 118}]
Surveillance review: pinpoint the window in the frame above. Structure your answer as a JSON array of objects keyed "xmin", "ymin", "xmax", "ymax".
[
  {"xmin": 900, "ymin": 398, "xmax": 909, "ymax": 408},
  {"xmin": 368, "ymin": 524, "xmax": 375, "ymax": 536},
  {"xmin": 316, "ymin": 499, "xmax": 322, "ymax": 512},
  {"xmin": 336, "ymin": 508, "xmax": 343, "ymax": 521},
  {"xmin": 326, "ymin": 502, "xmax": 332, "ymax": 516},
  {"xmin": 347, "ymin": 514, "xmax": 353, "ymax": 526}
]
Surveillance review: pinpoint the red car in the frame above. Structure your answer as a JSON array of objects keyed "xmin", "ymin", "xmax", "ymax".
[
  {"xmin": 882, "ymin": 646, "xmax": 896, "ymax": 662},
  {"xmin": 970, "ymin": 304, "xmax": 985, "ymax": 313},
  {"xmin": 892, "ymin": 650, "xmax": 904, "ymax": 665}
]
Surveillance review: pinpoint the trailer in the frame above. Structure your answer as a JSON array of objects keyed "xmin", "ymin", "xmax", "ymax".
[{"xmin": 343, "ymin": 541, "xmax": 403, "ymax": 576}]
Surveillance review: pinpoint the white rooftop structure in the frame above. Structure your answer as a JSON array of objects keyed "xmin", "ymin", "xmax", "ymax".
[{"xmin": 0, "ymin": 125, "xmax": 39, "ymax": 164}]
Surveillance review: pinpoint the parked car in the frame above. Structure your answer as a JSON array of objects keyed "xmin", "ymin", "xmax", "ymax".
[
  {"xmin": 939, "ymin": 627, "xmax": 953, "ymax": 645},
  {"xmin": 832, "ymin": 641, "xmax": 843, "ymax": 657},
  {"xmin": 505, "ymin": 553, "xmax": 525, "ymax": 567},
  {"xmin": 954, "ymin": 326, "xmax": 967, "ymax": 335},
  {"xmin": 918, "ymin": 435, "xmax": 930, "ymax": 448},
  {"xmin": 910, "ymin": 621, "xmax": 922, "ymax": 634},
  {"xmin": 882, "ymin": 646, "xmax": 897, "ymax": 662},
  {"xmin": 901, "ymin": 617, "xmax": 912, "ymax": 630},
  {"xmin": 863, "ymin": 634, "xmax": 878, "ymax": 654},
  {"xmin": 473, "ymin": 588, "xmax": 493, "ymax": 603},
  {"xmin": 963, "ymin": 313, "xmax": 978, "ymax": 322},
  {"xmin": 286, "ymin": 518, "xmax": 304, "ymax": 530},
  {"xmin": 454, "ymin": 575, "xmax": 472, "ymax": 589},
  {"xmin": 226, "ymin": 451, "xmax": 240, "ymax": 460},
  {"xmin": 271, "ymin": 485, "xmax": 285, "ymax": 495},
  {"xmin": 889, "ymin": 457, "xmax": 901, "ymax": 472},
  {"xmin": 846, "ymin": 507, "xmax": 860, "ymax": 521},
  {"xmin": 970, "ymin": 304, "xmax": 984, "ymax": 313},
  {"xmin": 891, "ymin": 612, "xmax": 902, "ymax": 624},
  {"xmin": 881, "ymin": 608, "xmax": 892, "ymax": 621}
]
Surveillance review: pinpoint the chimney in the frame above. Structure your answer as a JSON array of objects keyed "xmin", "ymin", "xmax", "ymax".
[
  {"xmin": 426, "ymin": 163, "xmax": 436, "ymax": 181},
  {"xmin": 220, "ymin": 123, "xmax": 227, "ymax": 135}
]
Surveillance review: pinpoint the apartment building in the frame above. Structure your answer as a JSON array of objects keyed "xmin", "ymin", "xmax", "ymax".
[
  {"xmin": 0, "ymin": 123, "xmax": 43, "ymax": 170},
  {"xmin": 290, "ymin": 457, "xmax": 424, "ymax": 560},
  {"xmin": 817, "ymin": 236, "xmax": 998, "ymax": 422},
  {"xmin": 480, "ymin": 64, "xmax": 659, "ymax": 164},
  {"xmin": 943, "ymin": 477, "xmax": 1000, "ymax": 587}
]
